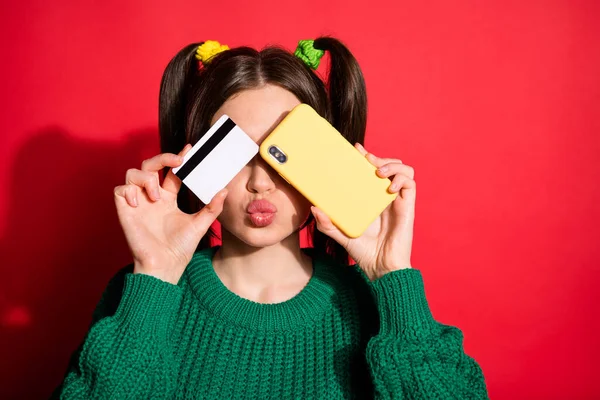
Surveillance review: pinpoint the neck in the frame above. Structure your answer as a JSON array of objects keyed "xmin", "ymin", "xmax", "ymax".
[{"xmin": 212, "ymin": 229, "xmax": 313, "ymax": 303}]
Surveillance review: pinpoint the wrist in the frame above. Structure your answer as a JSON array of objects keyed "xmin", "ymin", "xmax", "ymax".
[
  {"xmin": 133, "ymin": 262, "xmax": 182, "ymax": 285},
  {"xmin": 373, "ymin": 264, "xmax": 413, "ymax": 281}
]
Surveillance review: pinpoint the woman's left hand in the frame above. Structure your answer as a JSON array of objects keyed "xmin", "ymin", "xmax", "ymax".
[{"xmin": 311, "ymin": 143, "xmax": 416, "ymax": 281}]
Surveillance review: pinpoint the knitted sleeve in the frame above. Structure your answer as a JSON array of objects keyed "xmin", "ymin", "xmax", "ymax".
[
  {"xmin": 51, "ymin": 266, "xmax": 183, "ymax": 399},
  {"xmin": 365, "ymin": 268, "xmax": 489, "ymax": 399}
]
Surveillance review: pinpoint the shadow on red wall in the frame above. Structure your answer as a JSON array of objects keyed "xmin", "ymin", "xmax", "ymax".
[{"xmin": 0, "ymin": 127, "xmax": 159, "ymax": 399}]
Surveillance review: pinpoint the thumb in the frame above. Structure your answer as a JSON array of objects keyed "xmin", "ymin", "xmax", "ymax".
[
  {"xmin": 311, "ymin": 206, "xmax": 350, "ymax": 247},
  {"xmin": 163, "ymin": 144, "xmax": 193, "ymax": 194},
  {"xmin": 192, "ymin": 189, "xmax": 228, "ymax": 235}
]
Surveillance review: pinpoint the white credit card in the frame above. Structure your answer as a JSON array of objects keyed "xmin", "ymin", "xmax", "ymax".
[{"xmin": 172, "ymin": 115, "xmax": 258, "ymax": 204}]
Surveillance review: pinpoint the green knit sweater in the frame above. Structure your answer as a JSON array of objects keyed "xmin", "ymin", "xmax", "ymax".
[{"xmin": 54, "ymin": 247, "xmax": 488, "ymax": 399}]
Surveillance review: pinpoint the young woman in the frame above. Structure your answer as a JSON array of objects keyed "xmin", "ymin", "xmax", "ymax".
[{"xmin": 53, "ymin": 37, "xmax": 489, "ymax": 399}]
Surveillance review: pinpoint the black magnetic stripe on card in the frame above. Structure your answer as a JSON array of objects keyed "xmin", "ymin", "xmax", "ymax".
[{"xmin": 175, "ymin": 118, "xmax": 236, "ymax": 181}]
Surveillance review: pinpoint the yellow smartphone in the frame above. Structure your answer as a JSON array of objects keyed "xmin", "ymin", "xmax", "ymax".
[{"xmin": 259, "ymin": 103, "xmax": 398, "ymax": 238}]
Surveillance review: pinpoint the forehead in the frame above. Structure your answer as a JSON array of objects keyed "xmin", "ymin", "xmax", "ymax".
[{"xmin": 210, "ymin": 84, "xmax": 301, "ymax": 143}]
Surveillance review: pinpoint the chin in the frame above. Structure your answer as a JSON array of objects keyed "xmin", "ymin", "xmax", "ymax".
[
  {"xmin": 227, "ymin": 226, "xmax": 294, "ymax": 248},
  {"xmin": 239, "ymin": 234, "xmax": 288, "ymax": 248}
]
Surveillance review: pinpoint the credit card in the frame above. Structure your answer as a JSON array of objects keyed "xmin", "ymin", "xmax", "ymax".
[{"xmin": 172, "ymin": 115, "xmax": 258, "ymax": 204}]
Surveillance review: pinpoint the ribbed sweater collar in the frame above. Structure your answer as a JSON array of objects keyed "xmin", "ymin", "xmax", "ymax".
[{"xmin": 182, "ymin": 246, "xmax": 339, "ymax": 332}]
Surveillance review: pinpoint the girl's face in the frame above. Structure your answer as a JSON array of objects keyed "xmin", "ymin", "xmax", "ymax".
[{"xmin": 210, "ymin": 84, "xmax": 311, "ymax": 248}]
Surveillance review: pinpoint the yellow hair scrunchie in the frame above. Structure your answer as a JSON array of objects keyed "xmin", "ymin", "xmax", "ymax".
[{"xmin": 196, "ymin": 40, "xmax": 229, "ymax": 64}]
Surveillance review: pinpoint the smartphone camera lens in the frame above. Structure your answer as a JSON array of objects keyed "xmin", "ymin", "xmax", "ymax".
[{"xmin": 268, "ymin": 145, "xmax": 287, "ymax": 164}]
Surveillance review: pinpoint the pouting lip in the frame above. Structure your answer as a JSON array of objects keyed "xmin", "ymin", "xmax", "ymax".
[
  {"xmin": 248, "ymin": 212, "xmax": 276, "ymax": 228},
  {"xmin": 246, "ymin": 199, "xmax": 278, "ymax": 214}
]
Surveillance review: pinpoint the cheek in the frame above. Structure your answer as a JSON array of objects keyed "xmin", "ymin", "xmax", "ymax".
[
  {"xmin": 281, "ymin": 184, "xmax": 311, "ymax": 217},
  {"xmin": 218, "ymin": 178, "xmax": 247, "ymax": 218}
]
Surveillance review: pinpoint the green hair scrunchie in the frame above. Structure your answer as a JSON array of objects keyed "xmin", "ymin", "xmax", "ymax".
[{"xmin": 294, "ymin": 39, "xmax": 325, "ymax": 70}]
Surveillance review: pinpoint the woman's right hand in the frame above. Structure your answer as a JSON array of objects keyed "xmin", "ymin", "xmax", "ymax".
[{"xmin": 113, "ymin": 144, "xmax": 228, "ymax": 285}]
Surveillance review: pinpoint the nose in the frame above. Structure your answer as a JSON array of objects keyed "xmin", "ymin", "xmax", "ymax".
[{"xmin": 246, "ymin": 157, "xmax": 276, "ymax": 194}]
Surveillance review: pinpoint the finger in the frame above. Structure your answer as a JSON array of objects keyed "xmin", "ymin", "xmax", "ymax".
[
  {"xmin": 192, "ymin": 189, "xmax": 228, "ymax": 233},
  {"xmin": 354, "ymin": 142, "xmax": 368, "ymax": 156},
  {"xmin": 126, "ymin": 169, "xmax": 161, "ymax": 201},
  {"xmin": 356, "ymin": 144, "xmax": 403, "ymax": 168},
  {"xmin": 311, "ymin": 206, "xmax": 350, "ymax": 246},
  {"xmin": 388, "ymin": 174, "xmax": 408, "ymax": 194},
  {"xmin": 366, "ymin": 153, "xmax": 403, "ymax": 169},
  {"xmin": 355, "ymin": 143, "xmax": 398, "ymax": 165},
  {"xmin": 376, "ymin": 163, "xmax": 415, "ymax": 180},
  {"xmin": 141, "ymin": 152, "xmax": 185, "ymax": 173},
  {"xmin": 391, "ymin": 176, "xmax": 417, "ymax": 202},
  {"xmin": 163, "ymin": 144, "xmax": 193, "ymax": 194},
  {"xmin": 114, "ymin": 184, "xmax": 139, "ymax": 207}
]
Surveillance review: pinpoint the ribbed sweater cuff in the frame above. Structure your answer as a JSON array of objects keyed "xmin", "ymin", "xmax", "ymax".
[
  {"xmin": 112, "ymin": 273, "xmax": 183, "ymax": 340},
  {"xmin": 371, "ymin": 268, "xmax": 438, "ymax": 336}
]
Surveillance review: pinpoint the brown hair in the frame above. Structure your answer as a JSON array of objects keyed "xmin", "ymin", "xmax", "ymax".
[{"xmin": 158, "ymin": 37, "xmax": 367, "ymax": 265}]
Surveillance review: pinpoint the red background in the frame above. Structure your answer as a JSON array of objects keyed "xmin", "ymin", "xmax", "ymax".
[{"xmin": 1, "ymin": 0, "xmax": 599, "ymax": 398}]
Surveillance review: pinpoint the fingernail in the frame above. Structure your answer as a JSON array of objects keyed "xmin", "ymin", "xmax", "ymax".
[
  {"xmin": 154, "ymin": 190, "xmax": 161, "ymax": 200},
  {"xmin": 378, "ymin": 166, "xmax": 388, "ymax": 173},
  {"xmin": 390, "ymin": 184, "xmax": 398, "ymax": 191},
  {"xmin": 132, "ymin": 196, "xmax": 138, "ymax": 207}
]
